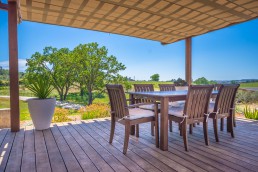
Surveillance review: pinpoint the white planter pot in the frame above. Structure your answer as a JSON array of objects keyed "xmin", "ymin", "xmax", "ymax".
[{"xmin": 27, "ymin": 98, "xmax": 56, "ymax": 130}]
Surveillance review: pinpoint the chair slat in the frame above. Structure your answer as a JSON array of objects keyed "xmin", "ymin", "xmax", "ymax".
[
  {"xmin": 159, "ymin": 84, "xmax": 176, "ymax": 91},
  {"xmin": 215, "ymin": 84, "xmax": 239, "ymax": 114},
  {"xmin": 106, "ymin": 84, "xmax": 129, "ymax": 119},
  {"xmin": 134, "ymin": 84, "xmax": 154, "ymax": 103},
  {"xmin": 184, "ymin": 85, "xmax": 213, "ymax": 120}
]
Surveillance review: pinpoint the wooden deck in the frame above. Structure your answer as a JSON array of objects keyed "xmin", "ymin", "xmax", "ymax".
[{"xmin": 0, "ymin": 117, "xmax": 258, "ymax": 172}]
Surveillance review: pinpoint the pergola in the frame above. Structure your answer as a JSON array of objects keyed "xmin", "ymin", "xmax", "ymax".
[{"xmin": 0, "ymin": 0, "xmax": 257, "ymax": 131}]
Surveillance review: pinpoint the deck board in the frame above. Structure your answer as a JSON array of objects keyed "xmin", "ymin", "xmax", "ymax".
[
  {"xmin": 0, "ymin": 118, "xmax": 258, "ymax": 172},
  {"xmin": 0, "ymin": 130, "xmax": 15, "ymax": 172},
  {"xmin": 35, "ymin": 130, "xmax": 52, "ymax": 172},
  {"xmin": 43, "ymin": 128, "xmax": 67, "ymax": 172},
  {"xmin": 21, "ymin": 126, "xmax": 36, "ymax": 172},
  {"xmin": 56, "ymin": 122, "xmax": 99, "ymax": 172},
  {"xmin": 50, "ymin": 124, "xmax": 83, "ymax": 172},
  {"xmin": 5, "ymin": 129, "xmax": 24, "ymax": 172}
]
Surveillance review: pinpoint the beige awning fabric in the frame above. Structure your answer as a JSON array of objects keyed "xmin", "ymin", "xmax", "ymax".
[{"xmin": 20, "ymin": 0, "xmax": 258, "ymax": 44}]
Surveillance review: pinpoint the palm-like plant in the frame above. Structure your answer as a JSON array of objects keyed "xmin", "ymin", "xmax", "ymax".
[{"xmin": 26, "ymin": 75, "xmax": 53, "ymax": 99}]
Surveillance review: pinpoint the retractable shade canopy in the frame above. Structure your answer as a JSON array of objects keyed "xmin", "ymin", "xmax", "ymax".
[{"xmin": 18, "ymin": 0, "xmax": 258, "ymax": 44}]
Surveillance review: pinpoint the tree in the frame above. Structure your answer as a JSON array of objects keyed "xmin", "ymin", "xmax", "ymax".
[
  {"xmin": 194, "ymin": 77, "xmax": 209, "ymax": 85},
  {"xmin": 231, "ymin": 80, "xmax": 237, "ymax": 84},
  {"xmin": 0, "ymin": 66, "xmax": 9, "ymax": 81},
  {"xmin": 150, "ymin": 74, "xmax": 159, "ymax": 81},
  {"xmin": 73, "ymin": 42, "xmax": 126, "ymax": 105},
  {"xmin": 209, "ymin": 80, "xmax": 217, "ymax": 84},
  {"xmin": 25, "ymin": 47, "xmax": 76, "ymax": 101}
]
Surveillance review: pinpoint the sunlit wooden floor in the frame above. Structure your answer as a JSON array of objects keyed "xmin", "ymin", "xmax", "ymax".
[{"xmin": 0, "ymin": 117, "xmax": 258, "ymax": 172}]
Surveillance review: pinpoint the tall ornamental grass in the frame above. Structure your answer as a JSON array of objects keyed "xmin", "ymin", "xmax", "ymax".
[{"xmin": 244, "ymin": 106, "xmax": 258, "ymax": 120}]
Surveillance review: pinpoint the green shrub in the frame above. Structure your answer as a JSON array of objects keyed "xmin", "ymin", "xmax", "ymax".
[
  {"xmin": 244, "ymin": 106, "xmax": 258, "ymax": 120},
  {"xmin": 80, "ymin": 103, "xmax": 110, "ymax": 120},
  {"xmin": 236, "ymin": 90, "xmax": 258, "ymax": 103},
  {"xmin": 52, "ymin": 108, "xmax": 71, "ymax": 122},
  {"xmin": 174, "ymin": 78, "xmax": 188, "ymax": 86}
]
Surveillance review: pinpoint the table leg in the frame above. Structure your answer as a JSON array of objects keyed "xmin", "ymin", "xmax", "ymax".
[
  {"xmin": 160, "ymin": 97, "xmax": 168, "ymax": 151},
  {"xmin": 129, "ymin": 94, "xmax": 135, "ymax": 135}
]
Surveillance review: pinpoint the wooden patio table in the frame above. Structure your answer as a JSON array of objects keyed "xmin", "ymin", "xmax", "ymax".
[{"xmin": 128, "ymin": 90, "xmax": 218, "ymax": 151}]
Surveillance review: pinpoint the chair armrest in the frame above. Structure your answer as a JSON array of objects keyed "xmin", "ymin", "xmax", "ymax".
[{"xmin": 180, "ymin": 114, "xmax": 188, "ymax": 124}]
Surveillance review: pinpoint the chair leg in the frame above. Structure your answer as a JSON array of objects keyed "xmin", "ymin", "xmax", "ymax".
[
  {"xmin": 220, "ymin": 118, "xmax": 224, "ymax": 131},
  {"xmin": 189, "ymin": 124, "xmax": 193, "ymax": 134},
  {"xmin": 136, "ymin": 124, "xmax": 139, "ymax": 138},
  {"xmin": 151, "ymin": 121, "xmax": 155, "ymax": 136},
  {"xmin": 227, "ymin": 117, "xmax": 231, "ymax": 133},
  {"xmin": 182, "ymin": 120, "xmax": 188, "ymax": 151},
  {"xmin": 169, "ymin": 119, "xmax": 172, "ymax": 132},
  {"xmin": 230, "ymin": 115, "xmax": 235, "ymax": 138},
  {"xmin": 179, "ymin": 124, "xmax": 182, "ymax": 136},
  {"xmin": 154, "ymin": 103, "xmax": 159, "ymax": 148},
  {"xmin": 203, "ymin": 120, "xmax": 209, "ymax": 146},
  {"xmin": 233, "ymin": 111, "xmax": 236, "ymax": 127},
  {"xmin": 109, "ymin": 117, "xmax": 116, "ymax": 144},
  {"xmin": 213, "ymin": 118, "xmax": 219, "ymax": 142},
  {"xmin": 123, "ymin": 123, "xmax": 130, "ymax": 154},
  {"xmin": 155, "ymin": 119, "xmax": 159, "ymax": 148}
]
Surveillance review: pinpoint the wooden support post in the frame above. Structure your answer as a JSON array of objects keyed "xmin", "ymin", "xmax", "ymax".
[
  {"xmin": 185, "ymin": 37, "xmax": 192, "ymax": 85},
  {"xmin": 8, "ymin": 0, "xmax": 20, "ymax": 132}
]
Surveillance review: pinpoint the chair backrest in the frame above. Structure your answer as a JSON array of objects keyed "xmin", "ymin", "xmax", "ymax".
[
  {"xmin": 106, "ymin": 84, "xmax": 129, "ymax": 119},
  {"xmin": 159, "ymin": 84, "xmax": 176, "ymax": 91},
  {"xmin": 213, "ymin": 84, "xmax": 240, "ymax": 114},
  {"xmin": 184, "ymin": 85, "xmax": 214, "ymax": 121},
  {"xmin": 134, "ymin": 84, "xmax": 154, "ymax": 103},
  {"xmin": 211, "ymin": 84, "xmax": 222, "ymax": 101},
  {"xmin": 214, "ymin": 84, "xmax": 222, "ymax": 91},
  {"xmin": 134, "ymin": 84, "xmax": 154, "ymax": 92}
]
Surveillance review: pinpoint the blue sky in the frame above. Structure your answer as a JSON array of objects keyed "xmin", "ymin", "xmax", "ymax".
[{"xmin": 0, "ymin": 10, "xmax": 258, "ymax": 81}]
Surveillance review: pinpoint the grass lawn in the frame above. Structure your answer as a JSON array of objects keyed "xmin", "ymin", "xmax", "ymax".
[
  {"xmin": 240, "ymin": 82, "xmax": 258, "ymax": 88},
  {"xmin": 0, "ymin": 97, "xmax": 31, "ymax": 121},
  {"xmin": 129, "ymin": 81, "xmax": 172, "ymax": 90}
]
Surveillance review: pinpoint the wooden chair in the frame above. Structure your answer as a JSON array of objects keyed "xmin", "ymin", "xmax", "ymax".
[
  {"xmin": 134, "ymin": 84, "xmax": 155, "ymax": 104},
  {"xmin": 159, "ymin": 84, "xmax": 176, "ymax": 91},
  {"xmin": 106, "ymin": 84, "xmax": 159, "ymax": 154},
  {"xmin": 168, "ymin": 85, "xmax": 214, "ymax": 151},
  {"xmin": 209, "ymin": 84, "xmax": 239, "ymax": 142},
  {"xmin": 134, "ymin": 84, "xmax": 157, "ymax": 136}
]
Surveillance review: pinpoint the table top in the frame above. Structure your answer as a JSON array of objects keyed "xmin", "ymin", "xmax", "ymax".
[{"xmin": 128, "ymin": 90, "xmax": 218, "ymax": 98}]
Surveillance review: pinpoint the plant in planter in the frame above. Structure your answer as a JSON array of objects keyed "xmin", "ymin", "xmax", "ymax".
[{"xmin": 26, "ymin": 75, "xmax": 55, "ymax": 130}]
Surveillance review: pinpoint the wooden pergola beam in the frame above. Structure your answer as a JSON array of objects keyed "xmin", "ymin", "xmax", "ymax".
[
  {"xmin": 8, "ymin": 0, "xmax": 20, "ymax": 132},
  {"xmin": 0, "ymin": 2, "xmax": 8, "ymax": 11},
  {"xmin": 185, "ymin": 37, "xmax": 192, "ymax": 85}
]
